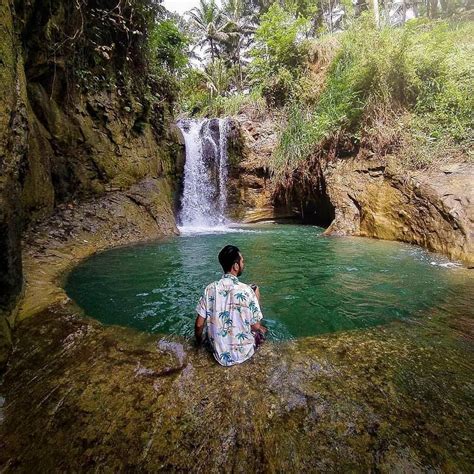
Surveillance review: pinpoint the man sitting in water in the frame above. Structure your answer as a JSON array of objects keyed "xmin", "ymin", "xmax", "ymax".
[{"xmin": 194, "ymin": 245, "xmax": 267, "ymax": 367}]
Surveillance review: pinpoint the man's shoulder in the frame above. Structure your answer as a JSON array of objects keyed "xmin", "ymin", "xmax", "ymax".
[
  {"xmin": 204, "ymin": 277, "xmax": 252, "ymax": 294},
  {"xmin": 235, "ymin": 282, "xmax": 253, "ymax": 294},
  {"xmin": 204, "ymin": 281, "xmax": 219, "ymax": 292}
]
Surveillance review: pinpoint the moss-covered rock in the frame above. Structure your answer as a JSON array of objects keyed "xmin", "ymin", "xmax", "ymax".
[
  {"xmin": 1, "ymin": 292, "xmax": 473, "ymax": 471},
  {"xmin": 0, "ymin": 0, "xmax": 29, "ymax": 368},
  {"xmin": 0, "ymin": 0, "xmax": 185, "ymax": 368}
]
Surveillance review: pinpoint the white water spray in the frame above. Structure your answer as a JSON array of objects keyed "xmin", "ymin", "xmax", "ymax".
[{"xmin": 178, "ymin": 118, "xmax": 230, "ymax": 233}]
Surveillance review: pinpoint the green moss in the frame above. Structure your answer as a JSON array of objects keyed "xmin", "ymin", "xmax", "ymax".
[
  {"xmin": 0, "ymin": 314, "xmax": 12, "ymax": 369},
  {"xmin": 1, "ymin": 296, "xmax": 473, "ymax": 469}
]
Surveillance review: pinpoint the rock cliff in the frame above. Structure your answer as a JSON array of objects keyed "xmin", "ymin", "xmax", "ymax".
[
  {"xmin": 0, "ymin": 0, "xmax": 183, "ymax": 368},
  {"xmin": 322, "ymin": 160, "xmax": 473, "ymax": 265},
  {"xmin": 232, "ymin": 111, "xmax": 473, "ymax": 266}
]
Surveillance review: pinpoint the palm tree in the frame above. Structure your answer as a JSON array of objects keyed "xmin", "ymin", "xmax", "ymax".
[
  {"xmin": 219, "ymin": 351, "xmax": 233, "ymax": 364},
  {"xmin": 235, "ymin": 292, "xmax": 247, "ymax": 302},
  {"xmin": 221, "ymin": 0, "xmax": 257, "ymax": 90},
  {"xmin": 236, "ymin": 332, "xmax": 249, "ymax": 342},
  {"xmin": 187, "ymin": 0, "xmax": 227, "ymax": 63},
  {"xmin": 203, "ymin": 59, "xmax": 234, "ymax": 97},
  {"xmin": 218, "ymin": 310, "xmax": 231, "ymax": 320}
]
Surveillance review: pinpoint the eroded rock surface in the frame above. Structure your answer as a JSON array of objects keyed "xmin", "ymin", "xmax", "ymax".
[
  {"xmin": 0, "ymin": 0, "xmax": 28, "ymax": 367},
  {"xmin": 19, "ymin": 177, "xmax": 178, "ymax": 321},
  {"xmin": 0, "ymin": 0, "xmax": 185, "ymax": 366},
  {"xmin": 226, "ymin": 114, "xmax": 294, "ymax": 222},
  {"xmin": 231, "ymin": 111, "xmax": 473, "ymax": 265},
  {"xmin": 0, "ymin": 298, "xmax": 472, "ymax": 471},
  {"xmin": 322, "ymin": 160, "xmax": 474, "ymax": 265}
]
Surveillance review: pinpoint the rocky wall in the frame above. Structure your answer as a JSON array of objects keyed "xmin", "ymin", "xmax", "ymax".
[
  {"xmin": 0, "ymin": 0, "xmax": 184, "ymax": 369},
  {"xmin": 226, "ymin": 115, "xmax": 294, "ymax": 222},
  {"xmin": 0, "ymin": 0, "xmax": 28, "ymax": 367},
  {"xmin": 322, "ymin": 159, "xmax": 473, "ymax": 265},
  {"xmin": 231, "ymin": 113, "xmax": 473, "ymax": 266}
]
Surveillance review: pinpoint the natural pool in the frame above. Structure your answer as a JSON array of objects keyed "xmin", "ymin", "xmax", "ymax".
[
  {"xmin": 65, "ymin": 223, "xmax": 472, "ymax": 339},
  {"xmin": 2, "ymin": 223, "xmax": 473, "ymax": 471}
]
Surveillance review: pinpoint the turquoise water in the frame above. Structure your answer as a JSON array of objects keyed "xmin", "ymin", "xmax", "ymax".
[{"xmin": 65, "ymin": 224, "xmax": 472, "ymax": 340}]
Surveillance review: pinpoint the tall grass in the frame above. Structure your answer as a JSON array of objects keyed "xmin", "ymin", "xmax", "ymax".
[
  {"xmin": 273, "ymin": 17, "xmax": 474, "ymax": 172},
  {"xmin": 203, "ymin": 90, "xmax": 267, "ymax": 117}
]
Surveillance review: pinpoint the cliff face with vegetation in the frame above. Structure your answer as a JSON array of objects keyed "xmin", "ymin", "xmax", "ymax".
[
  {"xmin": 0, "ymin": 0, "xmax": 27, "ymax": 365},
  {"xmin": 176, "ymin": 0, "xmax": 472, "ymax": 264},
  {"xmin": 228, "ymin": 108, "xmax": 473, "ymax": 265},
  {"xmin": 218, "ymin": 15, "xmax": 473, "ymax": 265},
  {"xmin": 271, "ymin": 19, "xmax": 473, "ymax": 264},
  {"xmin": 0, "ymin": 0, "xmax": 183, "ymax": 367}
]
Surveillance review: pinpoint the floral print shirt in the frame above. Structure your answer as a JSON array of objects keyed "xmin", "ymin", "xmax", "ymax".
[{"xmin": 196, "ymin": 274, "xmax": 263, "ymax": 367}]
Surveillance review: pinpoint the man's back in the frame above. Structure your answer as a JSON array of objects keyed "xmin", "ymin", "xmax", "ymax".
[{"xmin": 196, "ymin": 273, "xmax": 263, "ymax": 366}]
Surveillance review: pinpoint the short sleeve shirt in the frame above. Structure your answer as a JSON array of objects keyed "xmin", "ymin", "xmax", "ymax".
[{"xmin": 196, "ymin": 274, "xmax": 263, "ymax": 367}]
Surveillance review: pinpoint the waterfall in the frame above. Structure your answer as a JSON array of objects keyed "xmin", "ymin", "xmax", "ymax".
[{"xmin": 177, "ymin": 118, "xmax": 230, "ymax": 232}]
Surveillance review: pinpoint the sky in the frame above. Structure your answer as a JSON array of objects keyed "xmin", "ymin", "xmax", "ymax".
[{"xmin": 162, "ymin": 0, "xmax": 203, "ymax": 15}]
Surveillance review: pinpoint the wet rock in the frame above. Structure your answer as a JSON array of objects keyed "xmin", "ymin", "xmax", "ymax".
[
  {"xmin": 0, "ymin": 300, "xmax": 473, "ymax": 471},
  {"xmin": 17, "ymin": 176, "xmax": 178, "ymax": 321},
  {"xmin": 0, "ymin": 1, "xmax": 29, "ymax": 368},
  {"xmin": 232, "ymin": 107, "xmax": 472, "ymax": 264},
  {"xmin": 322, "ymin": 160, "xmax": 473, "ymax": 265},
  {"xmin": 157, "ymin": 339, "xmax": 186, "ymax": 366},
  {"xmin": 226, "ymin": 114, "xmax": 294, "ymax": 222}
]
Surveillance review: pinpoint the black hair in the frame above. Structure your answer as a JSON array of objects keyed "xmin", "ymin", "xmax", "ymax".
[{"xmin": 218, "ymin": 245, "xmax": 241, "ymax": 272}]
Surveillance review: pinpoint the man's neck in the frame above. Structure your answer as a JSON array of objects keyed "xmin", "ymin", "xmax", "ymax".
[{"xmin": 224, "ymin": 271, "xmax": 239, "ymax": 279}]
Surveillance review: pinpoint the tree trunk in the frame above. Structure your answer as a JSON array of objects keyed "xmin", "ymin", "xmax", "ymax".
[
  {"xmin": 210, "ymin": 38, "xmax": 215, "ymax": 63},
  {"xmin": 237, "ymin": 38, "xmax": 242, "ymax": 92},
  {"xmin": 372, "ymin": 0, "xmax": 380, "ymax": 28}
]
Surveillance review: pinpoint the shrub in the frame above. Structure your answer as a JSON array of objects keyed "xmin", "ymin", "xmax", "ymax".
[
  {"xmin": 250, "ymin": 2, "xmax": 310, "ymax": 106},
  {"xmin": 203, "ymin": 90, "xmax": 267, "ymax": 117},
  {"xmin": 272, "ymin": 16, "xmax": 474, "ymax": 172}
]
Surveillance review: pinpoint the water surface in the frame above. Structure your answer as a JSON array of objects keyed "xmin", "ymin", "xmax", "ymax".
[{"xmin": 65, "ymin": 224, "xmax": 472, "ymax": 339}]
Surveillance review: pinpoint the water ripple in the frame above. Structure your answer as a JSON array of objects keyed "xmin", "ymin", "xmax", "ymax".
[{"xmin": 65, "ymin": 224, "xmax": 473, "ymax": 340}]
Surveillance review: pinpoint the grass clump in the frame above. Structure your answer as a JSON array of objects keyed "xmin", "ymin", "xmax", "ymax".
[
  {"xmin": 203, "ymin": 90, "xmax": 267, "ymax": 117},
  {"xmin": 274, "ymin": 17, "xmax": 474, "ymax": 172}
]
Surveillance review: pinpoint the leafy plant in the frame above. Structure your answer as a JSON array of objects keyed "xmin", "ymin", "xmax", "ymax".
[
  {"xmin": 273, "ymin": 16, "xmax": 474, "ymax": 172},
  {"xmin": 149, "ymin": 19, "xmax": 189, "ymax": 74},
  {"xmin": 250, "ymin": 2, "xmax": 310, "ymax": 105}
]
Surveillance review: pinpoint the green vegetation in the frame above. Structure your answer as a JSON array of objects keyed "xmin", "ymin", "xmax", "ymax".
[
  {"xmin": 32, "ymin": 0, "xmax": 190, "ymax": 111},
  {"xmin": 38, "ymin": 0, "xmax": 470, "ymax": 170},
  {"xmin": 274, "ymin": 17, "xmax": 474, "ymax": 171},
  {"xmin": 147, "ymin": 17, "xmax": 189, "ymax": 105},
  {"xmin": 250, "ymin": 3, "xmax": 310, "ymax": 106},
  {"xmin": 59, "ymin": 0, "xmax": 467, "ymax": 170}
]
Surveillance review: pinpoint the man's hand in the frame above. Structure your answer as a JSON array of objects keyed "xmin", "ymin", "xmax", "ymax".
[
  {"xmin": 195, "ymin": 315, "xmax": 205, "ymax": 345},
  {"xmin": 250, "ymin": 284, "xmax": 261, "ymax": 302},
  {"xmin": 251, "ymin": 322, "xmax": 267, "ymax": 334}
]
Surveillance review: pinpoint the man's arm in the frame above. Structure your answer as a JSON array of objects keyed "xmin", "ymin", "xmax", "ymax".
[
  {"xmin": 249, "ymin": 285, "xmax": 267, "ymax": 334},
  {"xmin": 195, "ymin": 315, "xmax": 206, "ymax": 344}
]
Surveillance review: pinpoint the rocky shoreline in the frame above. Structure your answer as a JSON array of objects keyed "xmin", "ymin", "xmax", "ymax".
[
  {"xmin": 0, "ymin": 177, "xmax": 178, "ymax": 368},
  {"xmin": 18, "ymin": 177, "xmax": 178, "ymax": 321},
  {"xmin": 230, "ymin": 113, "xmax": 474, "ymax": 266},
  {"xmin": 1, "ymin": 269, "xmax": 472, "ymax": 471}
]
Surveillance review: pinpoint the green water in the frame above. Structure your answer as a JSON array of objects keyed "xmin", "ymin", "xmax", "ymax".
[{"xmin": 65, "ymin": 224, "xmax": 472, "ymax": 339}]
